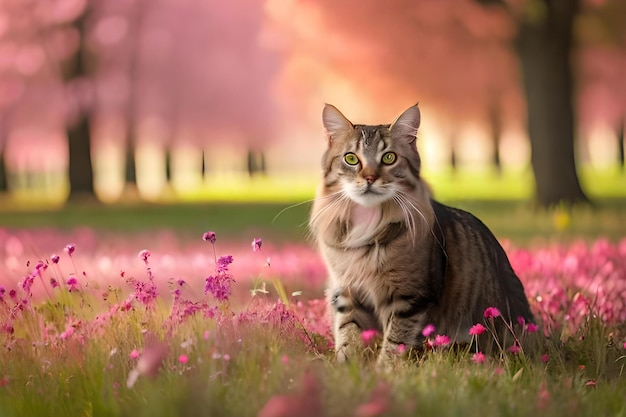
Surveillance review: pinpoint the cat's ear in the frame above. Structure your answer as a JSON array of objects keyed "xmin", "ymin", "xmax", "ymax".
[
  {"xmin": 323, "ymin": 104, "xmax": 354, "ymax": 140},
  {"xmin": 390, "ymin": 104, "xmax": 420, "ymax": 143}
]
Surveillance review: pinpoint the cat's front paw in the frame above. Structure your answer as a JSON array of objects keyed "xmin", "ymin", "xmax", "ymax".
[{"xmin": 376, "ymin": 342, "xmax": 406, "ymax": 371}]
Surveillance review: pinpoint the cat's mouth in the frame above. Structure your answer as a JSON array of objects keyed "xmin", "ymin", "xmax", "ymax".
[
  {"xmin": 363, "ymin": 184, "xmax": 380, "ymax": 194},
  {"xmin": 349, "ymin": 185, "xmax": 391, "ymax": 207}
]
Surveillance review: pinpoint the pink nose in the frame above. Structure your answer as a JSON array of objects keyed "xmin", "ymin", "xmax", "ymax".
[{"xmin": 364, "ymin": 175, "xmax": 377, "ymax": 184}]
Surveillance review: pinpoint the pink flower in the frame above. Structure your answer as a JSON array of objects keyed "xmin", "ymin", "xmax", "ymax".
[
  {"xmin": 422, "ymin": 324, "xmax": 435, "ymax": 338},
  {"xmin": 66, "ymin": 277, "xmax": 79, "ymax": 292},
  {"xmin": 433, "ymin": 334, "xmax": 450, "ymax": 347},
  {"xmin": 60, "ymin": 324, "xmax": 75, "ymax": 339},
  {"xmin": 355, "ymin": 382, "xmax": 389, "ymax": 417},
  {"xmin": 471, "ymin": 352, "xmax": 485, "ymax": 364},
  {"xmin": 541, "ymin": 354, "xmax": 550, "ymax": 363},
  {"xmin": 129, "ymin": 349, "xmax": 140, "ymax": 359},
  {"xmin": 517, "ymin": 316, "xmax": 526, "ymax": 327},
  {"xmin": 397, "ymin": 344, "xmax": 406, "ymax": 354},
  {"xmin": 252, "ymin": 238, "xmax": 263, "ymax": 252},
  {"xmin": 537, "ymin": 381, "xmax": 551, "ymax": 411},
  {"xmin": 623, "ymin": 342, "xmax": 626, "ymax": 350},
  {"xmin": 508, "ymin": 343, "xmax": 521, "ymax": 355},
  {"xmin": 484, "ymin": 307, "xmax": 501, "ymax": 319},
  {"xmin": 127, "ymin": 340, "xmax": 168, "ymax": 388},
  {"xmin": 203, "ymin": 231, "xmax": 216, "ymax": 243},
  {"xmin": 361, "ymin": 329, "xmax": 378, "ymax": 345},
  {"xmin": 257, "ymin": 371, "xmax": 320, "ymax": 417},
  {"xmin": 64, "ymin": 244, "xmax": 76, "ymax": 256},
  {"xmin": 178, "ymin": 355, "xmax": 189, "ymax": 364},
  {"xmin": 469, "ymin": 323, "xmax": 486, "ymax": 336},
  {"xmin": 526, "ymin": 323, "xmax": 539, "ymax": 333},
  {"xmin": 138, "ymin": 249, "xmax": 150, "ymax": 264}
]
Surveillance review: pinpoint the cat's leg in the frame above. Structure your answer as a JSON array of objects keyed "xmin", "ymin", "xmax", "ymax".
[
  {"xmin": 377, "ymin": 310, "xmax": 428, "ymax": 369},
  {"xmin": 329, "ymin": 287, "xmax": 375, "ymax": 362}
]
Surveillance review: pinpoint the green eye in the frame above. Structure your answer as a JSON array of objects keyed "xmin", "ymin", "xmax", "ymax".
[
  {"xmin": 344, "ymin": 153, "xmax": 360, "ymax": 166},
  {"xmin": 382, "ymin": 152, "xmax": 396, "ymax": 165}
]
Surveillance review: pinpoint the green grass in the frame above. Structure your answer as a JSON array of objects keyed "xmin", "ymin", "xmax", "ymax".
[
  {"xmin": 0, "ymin": 295, "xmax": 624, "ymax": 417},
  {"xmin": 0, "ymin": 198, "xmax": 624, "ymax": 246},
  {"xmin": 0, "ymin": 168, "xmax": 625, "ymax": 416},
  {"xmin": 1, "ymin": 166, "xmax": 624, "ymax": 245}
]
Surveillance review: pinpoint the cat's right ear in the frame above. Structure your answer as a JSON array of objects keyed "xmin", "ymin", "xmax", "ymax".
[
  {"xmin": 390, "ymin": 103, "xmax": 421, "ymax": 144},
  {"xmin": 323, "ymin": 104, "xmax": 354, "ymax": 141}
]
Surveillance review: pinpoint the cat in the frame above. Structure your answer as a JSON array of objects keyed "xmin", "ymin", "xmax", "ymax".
[{"xmin": 309, "ymin": 103, "xmax": 534, "ymax": 367}]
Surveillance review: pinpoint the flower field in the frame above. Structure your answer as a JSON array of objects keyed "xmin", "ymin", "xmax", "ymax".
[{"xmin": 0, "ymin": 226, "xmax": 625, "ymax": 417}]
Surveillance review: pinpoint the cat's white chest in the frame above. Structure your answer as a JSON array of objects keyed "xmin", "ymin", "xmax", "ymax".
[{"xmin": 343, "ymin": 204, "xmax": 382, "ymax": 248}]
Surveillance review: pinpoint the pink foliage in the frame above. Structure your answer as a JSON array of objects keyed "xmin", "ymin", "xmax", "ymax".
[
  {"xmin": 257, "ymin": 371, "xmax": 321, "ymax": 417},
  {"xmin": 1, "ymin": 227, "xmax": 626, "ymax": 359}
]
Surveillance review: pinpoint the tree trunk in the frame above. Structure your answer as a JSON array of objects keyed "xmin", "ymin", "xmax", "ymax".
[
  {"xmin": 67, "ymin": 116, "xmax": 94, "ymax": 198},
  {"xmin": 487, "ymin": 94, "xmax": 502, "ymax": 174},
  {"xmin": 618, "ymin": 117, "xmax": 624, "ymax": 171},
  {"xmin": 0, "ymin": 146, "xmax": 7, "ymax": 192},
  {"xmin": 515, "ymin": 0, "xmax": 588, "ymax": 206},
  {"xmin": 64, "ymin": 11, "xmax": 96, "ymax": 201},
  {"xmin": 125, "ymin": 139, "xmax": 137, "ymax": 183}
]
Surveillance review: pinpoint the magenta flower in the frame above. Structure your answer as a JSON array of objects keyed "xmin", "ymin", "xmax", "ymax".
[
  {"xmin": 434, "ymin": 334, "xmax": 450, "ymax": 347},
  {"xmin": 422, "ymin": 324, "xmax": 435, "ymax": 338},
  {"xmin": 472, "ymin": 352, "xmax": 486, "ymax": 364},
  {"xmin": 216, "ymin": 255, "xmax": 234, "ymax": 273},
  {"xmin": 66, "ymin": 277, "xmax": 79, "ymax": 292},
  {"xmin": 64, "ymin": 244, "xmax": 76, "ymax": 256},
  {"xmin": 205, "ymin": 256, "xmax": 235, "ymax": 302},
  {"xmin": 138, "ymin": 249, "xmax": 150, "ymax": 264},
  {"xmin": 397, "ymin": 344, "xmax": 406, "ymax": 354},
  {"xmin": 251, "ymin": 238, "xmax": 263, "ymax": 252},
  {"xmin": 469, "ymin": 323, "xmax": 486, "ymax": 336},
  {"xmin": 50, "ymin": 278, "xmax": 59, "ymax": 289},
  {"xmin": 51, "ymin": 254, "xmax": 60, "ymax": 264},
  {"xmin": 361, "ymin": 329, "xmax": 378, "ymax": 345},
  {"xmin": 178, "ymin": 355, "xmax": 189, "ymax": 364},
  {"xmin": 129, "ymin": 349, "xmax": 140, "ymax": 359},
  {"xmin": 508, "ymin": 343, "xmax": 521, "ymax": 355},
  {"xmin": 541, "ymin": 354, "xmax": 550, "ymax": 363},
  {"xmin": 203, "ymin": 231, "xmax": 216, "ymax": 243},
  {"xmin": 35, "ymin": 261, "xmax": 47, "ymax": 272},
  {"xmin": 484, "ymin": 307, "xmax": 501, "ymax": 319},
  {"xmin": 526, "ymin": 323, "xmax": 539, "ymax": 333},
  {"xmin": 623, "ymin": 341, "xmax": 626, "ymax": 350}
]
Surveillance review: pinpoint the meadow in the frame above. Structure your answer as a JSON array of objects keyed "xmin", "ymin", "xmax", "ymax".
[{"xmin": 1, "ymin": 177, "xmax": 626, "ymax": 416}]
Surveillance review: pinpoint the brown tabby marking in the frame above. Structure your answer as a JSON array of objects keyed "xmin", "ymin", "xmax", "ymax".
[{"xmin": 310, "ymin": 103, "xmax": 534, "ymax": 367}]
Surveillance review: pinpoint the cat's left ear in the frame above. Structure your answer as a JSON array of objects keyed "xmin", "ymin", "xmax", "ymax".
[
  {"xmin": 323, "ymin": 104, "xmax": 354, "ymax": 141},
  {"xmin": 390, "ymin": 104, "xmax": 420, "ymax": 144}
]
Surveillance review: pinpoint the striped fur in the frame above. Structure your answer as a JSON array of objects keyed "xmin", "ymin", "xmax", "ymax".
[{"xmin": 310, "ymin": 104, "xmax": 534, "ymax": 367}]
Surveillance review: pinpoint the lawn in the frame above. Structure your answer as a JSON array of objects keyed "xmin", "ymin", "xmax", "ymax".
[{"xmin": 0, "ymin": 170, "xmax": 625, "ymax": 416}]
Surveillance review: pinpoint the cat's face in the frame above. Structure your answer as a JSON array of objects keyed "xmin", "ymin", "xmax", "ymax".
[{"xmin": 321, "ymin": 104, "xmax": 423, "ymax": 207}]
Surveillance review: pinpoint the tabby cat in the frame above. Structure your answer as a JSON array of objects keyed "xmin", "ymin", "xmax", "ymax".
[{"xmin": 310, "ymin": 103, "xmax": 534, "ymax": 367}]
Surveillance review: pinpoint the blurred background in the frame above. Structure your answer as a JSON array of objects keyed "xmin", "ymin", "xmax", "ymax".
[{"xmin": 0, "ymin": 0, "xmax": 624, "ymax": 208}]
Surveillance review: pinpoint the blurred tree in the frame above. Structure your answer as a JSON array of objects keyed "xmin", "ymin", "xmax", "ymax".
[
  {"xmin": 476, "ymin": 0, "xmax": 588, "ymax": 206},
  {"xmin": 0, "ymin": 115, "xmax": 8, "ymax": 192},
  {"xmin": 619, "ymin": 119, "xmax": 625, "ymax": 170},
  {"xmin": 60, "ymin": 5, "xmax": 96, "ymax": 201},
  {"xmin": 0, "ymin": 143, "xmax": 6, "ymax": 192}
]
